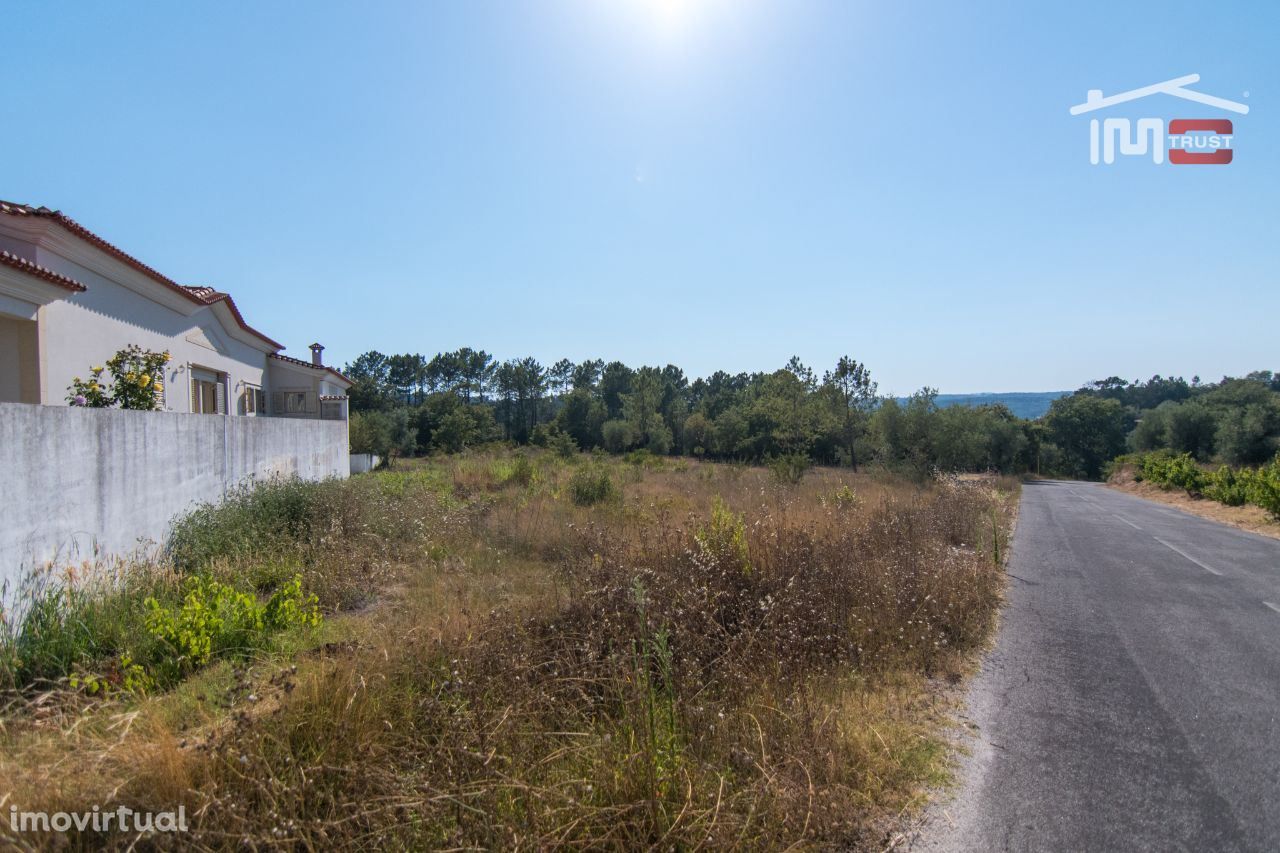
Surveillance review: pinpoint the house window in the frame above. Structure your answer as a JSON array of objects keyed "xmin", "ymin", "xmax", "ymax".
[
  {"xmin": 239, "ymin": 385, "xmax": 265, "ymax": 416},
  {"xmin": 271, "ymin": 389, "xmax": 315, "ymax": 416},
  {"xmin": 190, "ymin": 368, "xmax": 226, "ymax": 414}
]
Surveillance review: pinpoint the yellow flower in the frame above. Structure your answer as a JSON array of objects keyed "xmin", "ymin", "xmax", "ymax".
[
  {"xmin": 126, "ymin": 372, "xmax": 137, "ymax": 382},
  {"xmin": 92, "ymin": 365, "xmax": 104, "ymax": 373},
  {"xmin": 88, "ymin": 381, "xmax": 99, "ymax": 390},
  {"xmin": 140, "ymin": 374, "xmax": 152, "ymax": 387},
  {"xmin": 155, "ymin": 381, "xmax": 165, "ymax": 392}
]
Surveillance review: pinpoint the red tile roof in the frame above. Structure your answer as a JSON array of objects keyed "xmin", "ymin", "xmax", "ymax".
[
  {"xmin": 181, "ymin": 285, "xmax": 227, "ymax": 303},
  {"xmin": 0, "ymin": 250, "xmax": 87, "ymax": 292},
  {"xmin": 0, "ymin": 201, "xmax": 284, "ymax": 350},
  {"xmin": 268, "ymin": 352, "xmax": 353, "ymax": 386}
]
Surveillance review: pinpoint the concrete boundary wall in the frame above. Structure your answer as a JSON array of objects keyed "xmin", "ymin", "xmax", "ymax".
[
  {"xmin": 349, "ymin": 453, "xmax": 381, "ymax": 475},
  {"xmin": 1, "ymin": 402, "xmax": 348, "ymax": 588}
]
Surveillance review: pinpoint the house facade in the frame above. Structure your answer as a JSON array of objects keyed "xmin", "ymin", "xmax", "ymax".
[{"xmin": 0, "ymin": 202, "xmax": 350, "ymax": 417}]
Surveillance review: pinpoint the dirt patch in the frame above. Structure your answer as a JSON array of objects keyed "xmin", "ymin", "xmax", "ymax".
[{"xmin": 1107, "ymin": 474, "xmax": 1280, "ymax": 541}]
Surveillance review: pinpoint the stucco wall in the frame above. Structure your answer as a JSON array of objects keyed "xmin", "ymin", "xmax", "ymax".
[
  {"xmin": 0, "ymin": 403, "xmax": 349, "ymax": 589},
  {"xmin": 35, "ymin": 271, "xmax": 270, "ymax": 411}
]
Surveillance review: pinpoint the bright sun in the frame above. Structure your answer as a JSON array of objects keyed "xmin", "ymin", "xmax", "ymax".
[{"xmin": 650, "ymin": 0, "xmax": 692, "ymax": 36}]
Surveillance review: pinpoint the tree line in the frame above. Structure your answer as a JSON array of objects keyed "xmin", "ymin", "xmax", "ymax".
[
  {"xmin": 1045, "ymin": 371, "xmax": 1280, "ymax": 478},
  {"xmin": 344, "ymin": 349, "xmax": 1280, "ymax": 480}
]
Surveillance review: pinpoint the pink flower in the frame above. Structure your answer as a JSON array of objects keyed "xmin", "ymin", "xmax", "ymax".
[{"xmin": 73, "ymin": 394, "xmax": 87, "ymax": 406}]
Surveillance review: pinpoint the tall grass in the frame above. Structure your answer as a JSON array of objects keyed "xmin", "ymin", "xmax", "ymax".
[{"xmin": 0, "ymin": 451, "xmax": 1015, "ymax": 850}]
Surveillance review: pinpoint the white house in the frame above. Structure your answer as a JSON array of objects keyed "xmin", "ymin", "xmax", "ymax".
[{"xmin": 0, "ymin": 201, "xmax": 351, "ymax": 417}]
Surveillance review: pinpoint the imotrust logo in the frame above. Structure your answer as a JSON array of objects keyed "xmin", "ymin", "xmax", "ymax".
[{"xmin": 1069, "ymin": 74, "xmax": 1249, "ymax": 165}]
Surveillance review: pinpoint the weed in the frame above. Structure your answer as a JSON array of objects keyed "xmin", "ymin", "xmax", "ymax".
[
  {"xmin": 768, "ymin": 451, "xmax": 811, "ymax": 485},
  {"xmin": 568, "ymin": 466, "xmax": 618, "ymax": 506},
  {"xmin": 694, "ymin": 496, "xmax": 753, "ymax": 575},
  {"xmin": 0, "ymin": 449, "xmax": 1016, "ymax": 850}
]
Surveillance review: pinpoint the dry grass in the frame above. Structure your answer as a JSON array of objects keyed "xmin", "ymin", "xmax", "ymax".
[
  {"xmin": 0, "ymin": 450, "xmax": 1017, "ymax": 850},
  {"xmin": 1108, "ymin": 465, "xmax": 1280, "ymax": 541}
]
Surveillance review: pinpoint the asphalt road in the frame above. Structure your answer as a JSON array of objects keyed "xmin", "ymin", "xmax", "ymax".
[{"xmin": 911, "ymin": 480, "xmax": 1280, "ymax": 852}]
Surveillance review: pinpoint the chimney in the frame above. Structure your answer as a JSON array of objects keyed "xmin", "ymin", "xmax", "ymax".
[{"xmin": 309, "ymin": 342, "xmax": 324, "ymax": 366}]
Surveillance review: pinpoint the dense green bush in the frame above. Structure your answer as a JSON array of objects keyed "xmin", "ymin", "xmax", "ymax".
[
  {"xmin": 601, "ymin": 419, "xmax": 636, "ymax": 454},
  {"xmin": 1205, "ymin": 465, "xmax": 1249, "ymax": 506},
  {"xmin": 143, "ymin": 574, "xmax": 319, "ymax": 685},
  {"xmin": 1248, "ymin": 459, "xmax": 1280, "ymax": 518},
  {"xmin": 568, "ymin": 466, "xmax": 617, "ymax": 506},
  {"xmin": 167, "ymin": 478, "xmax": 335, "ymax": 573},
  {"xmin": 1136, "ymin": 451, "xmax": 1206, "ymax": 495},
  {"xmin": 767, "ymin": 451, "xmax": 811, "ymax": 485},
  {"xmin": 1, "ymin": 569, "xmax": 320, "ymax": 695},
  {"xmin": 506, "ymin": 452, "xmax": 535, "ymax": 487},
  {"xmin": 1129, "ymin": 451, "xmax": 1280, "ymax": 519},
  {"xmin": 0, "ymin": 570, "xmax": 169, "ymax": 690}
]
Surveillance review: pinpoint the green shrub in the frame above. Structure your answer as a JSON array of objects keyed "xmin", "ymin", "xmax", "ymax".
[
  {"xmin": 694, "ymin": 497, "xmax": 752, "ymax": 575},
  {"xmin": 0, "ymin": 567, "xmax": 320, "ymax": 694},
  {"xmin": 1129, "ymin": 451, "xmax": 1280, "ymax": 520},
  {"xmin": 168, "ymin": 478, "xmax": 328, "ymax": 572},
  {"xmin": 1164, "ymin": 453, "xmax": 1207, "ymax": 496},
  {"xmin": 1136, "ymin": 451, "xmax": 1205, "ymax": 496},
  {"xmin": 0, "ymin": 570, "xmax": 168, "ymax": 690},
  {"xmin": 143, "ymin": 574, "xmax": 319, "ymax": 685},
  {"xmin": 1205, "ymin": 465, "xmax": 1249, "ymax": 506},
  {"xmin": 548, "ymin": 429, "xmax": 578, "ymax": 460},
  {"xmin": 624, "ymin": 448, "xmax": 656, "ymax": 466},
  {"xmin": 1135, "ymin": 449, "xmax": 1172, "ymax": 483},
  {"xmin": 1249, "ymin": 458, "xmax": 1280, "ymax": 519},
  {"xmin": 767, "ymin": 452, "xmax": 811, "ymax": 485},
  {"xmin": 568, "ymin": 467, "xmax": 617, "ymax": 506},
  {"xmin": 504, "ymin": 452, "xmax": 536, "ymax": 487},
  {"xmin": 828, "ymin": 484, "xmax": 861, "ymax": 510},
  {"xmin": 66, "ymin": 344, "xmax": 170, "ymax": 410},
  {"xmin": 602, "ymin": 420, "xmax": 636, "ymax": 454}
]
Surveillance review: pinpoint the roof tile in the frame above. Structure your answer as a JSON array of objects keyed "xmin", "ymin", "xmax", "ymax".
[
  {"xmin": 268, "ymin": 352, "xmax": 353, "ymax": 385},
  {"xmin": 0, "ymin": 201, "xmax": 284, "ymax": 349},
  {"xmin": 0, "ymin": 249, "xmax": 87, "ymax": 292}
]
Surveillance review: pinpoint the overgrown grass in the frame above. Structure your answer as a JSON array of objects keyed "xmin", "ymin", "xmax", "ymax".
[{"xmin": 0, "ymin": 451, "xmax": 1016, "ymax": 850}]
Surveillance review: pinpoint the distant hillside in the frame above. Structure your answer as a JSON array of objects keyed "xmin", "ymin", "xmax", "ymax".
[{"xmin": 894, "ymin": 391, "xmax": 1069, "ymax": 420}]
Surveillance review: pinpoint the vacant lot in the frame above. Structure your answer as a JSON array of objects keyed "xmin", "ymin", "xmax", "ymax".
[{"xmin": 1, "ymin": 451, "xmax": 1016, "ymax": 850}]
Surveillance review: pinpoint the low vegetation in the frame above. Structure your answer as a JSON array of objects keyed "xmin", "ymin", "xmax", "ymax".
[
  {"xmin": 1114, "ymin": 450, "xmax": 1280, "ymax": 518},
  {"xmin": 0, "ymin": 450, "xmax": 1016, "ymax": 849}
]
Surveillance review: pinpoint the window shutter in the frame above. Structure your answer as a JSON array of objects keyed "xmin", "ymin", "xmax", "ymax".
[
  {"xmin": 273, "ymin": 391, "xmax": 285, "ymax": 414},
  {"xmin": 215, "ymin": 381, "xmax": 226, "ymax": 415},
  {"xmin": 191, "ymin": 377, "xmax": 200, "ymax": 413},
  {"xmin": 307, "ymin": 392, "xmax": 318, "ymax": 413}
]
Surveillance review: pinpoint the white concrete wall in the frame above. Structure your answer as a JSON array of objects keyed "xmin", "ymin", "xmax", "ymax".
[
  {"xmin": 349, "ymin": 453, "xmax": 381, "ymax": 474},
  {"xmin": 0, "ymin": 403, "xmax": 349, "ymax": 589}
]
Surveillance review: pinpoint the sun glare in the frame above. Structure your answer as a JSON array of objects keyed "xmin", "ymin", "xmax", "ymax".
[{"xmin": 651, "ymin": 0, "xmax": 692, "ymax": 38}]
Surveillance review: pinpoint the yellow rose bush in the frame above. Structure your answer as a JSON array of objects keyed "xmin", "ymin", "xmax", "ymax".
[{"xmin": 66, "ymin": 344, "xmax": 171, "ymax": 410}]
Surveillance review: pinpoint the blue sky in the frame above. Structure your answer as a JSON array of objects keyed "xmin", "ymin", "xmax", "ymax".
[{"xmin": 6, "ymin": 1, "xmax": 1278, "ymax": 393}]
